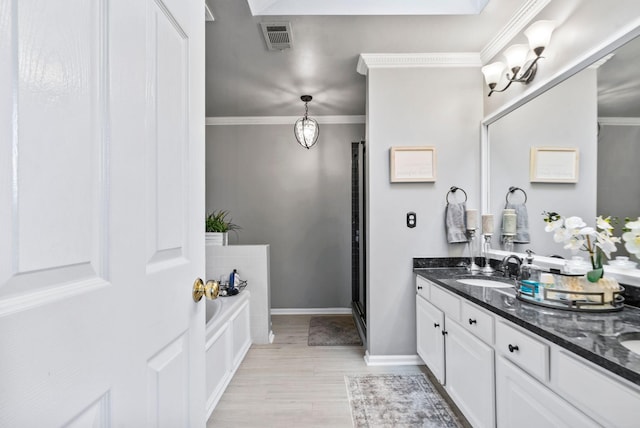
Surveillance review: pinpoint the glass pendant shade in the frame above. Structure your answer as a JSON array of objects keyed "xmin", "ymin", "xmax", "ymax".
[
  {"xmin": 525, "ymin": 20, "xmax": 556, "ymax": 56},
  {"xmin": 294, "ymin": 95, "xmax": 319, "ymax": 149},
  {"xmin": 294, "ymin": 117, "xmax": 319, "ymax": 149},
  {"xmin": 504, "ymin": 44, "xmax": 530, "ymax": 75},
  {"xmin": 481, "ymin": 62, "xmax": 506, "ymax": 87}
]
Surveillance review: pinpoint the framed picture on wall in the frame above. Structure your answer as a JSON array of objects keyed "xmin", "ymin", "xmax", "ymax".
[
  {"xmin": 530, "ymin": 147, "xmax": 579, "ymax": 183},
  {"xmin": 390, "ymin": 146, "xmax": 437, "ymax": 183}
]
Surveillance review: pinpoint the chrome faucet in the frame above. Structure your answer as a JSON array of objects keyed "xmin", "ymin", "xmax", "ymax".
[{"xmin": 500, "ymin": 254, "xmax": 523, "ymax": 278}]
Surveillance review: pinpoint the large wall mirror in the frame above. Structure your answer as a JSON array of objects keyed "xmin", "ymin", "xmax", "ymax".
[{"xmin": 482, "ymin": 25, "xmax": 640, "ymax": 275}]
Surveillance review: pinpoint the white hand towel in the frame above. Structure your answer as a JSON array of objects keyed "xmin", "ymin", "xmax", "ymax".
[{"xmin": 445, "ymin": 202, "xmax": 468, "ymax": 243}]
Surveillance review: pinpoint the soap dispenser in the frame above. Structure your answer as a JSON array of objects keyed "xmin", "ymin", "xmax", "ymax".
[{"xmin": 520, "ymin": 250, "xmax": 543, "ymax": 299}]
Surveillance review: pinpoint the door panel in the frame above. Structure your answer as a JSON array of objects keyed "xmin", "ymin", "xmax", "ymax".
[
  {"xmin": 147, "ymin": 333, "xmax": 190, "ymax": 427},
  {"xmin": 0, "ymin": 0, "xmax": 108, "ymax": 305},
  {"xmin": 146, "ymin": 0, "xmax": 189, "ymax": 268},
  {"xmin": 0, "ymin": 0, "xmax": 205, "ymax": 425}
]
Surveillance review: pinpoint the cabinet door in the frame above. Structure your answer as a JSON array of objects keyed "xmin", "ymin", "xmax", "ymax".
[
  {"xmin": 496, "ymin": 356, "xmax": 600, "ymax": 428},
  {"xmin": 416, "ymin": 295, "xmax": 445, "ymax": 384},
  {"xmin": 445, "ymin": 320, "xmax": 495, "ymax": 428}
]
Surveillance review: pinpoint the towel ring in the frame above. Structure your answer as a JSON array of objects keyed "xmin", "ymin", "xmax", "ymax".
[
  {"xmin": 446, "ymin": 186, "xmax": 468, "ymax": 204},
  {"xmin": 506, "ymin": 186, "xmax": 527, "ymax": 204}
]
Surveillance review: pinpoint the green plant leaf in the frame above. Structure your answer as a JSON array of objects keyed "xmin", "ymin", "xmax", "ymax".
[
  {"xmin": 587, "ymin": 268, "xmax": 604, "ymax": 283},
  {"xmin": 205, "ymin": 209, "xmax": 241, "ymax": 233}
]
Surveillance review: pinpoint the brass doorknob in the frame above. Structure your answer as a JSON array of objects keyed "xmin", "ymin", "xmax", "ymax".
[{"xmin": 192, "ymin": 278, "xmax": 220, "ymax": 302}]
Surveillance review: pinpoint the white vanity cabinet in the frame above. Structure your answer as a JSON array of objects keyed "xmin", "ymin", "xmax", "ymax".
[
  {"xmin": 416, "ymin": 278, "xmax": 495, "ymax": 428},
  {"xmin": 416, "ymin": 294, "xmax": 445, "ymax": 383},
  {"xmin": 496, "ymin": 356, "xmax": 600, "ymax": 428},
  {"xmin": 445, "ymin": 319, "xmax": 495, "ymax": 428},
  {"xmin": 416, "ymin": 274, "xmax": 640, "ymax": 428}
]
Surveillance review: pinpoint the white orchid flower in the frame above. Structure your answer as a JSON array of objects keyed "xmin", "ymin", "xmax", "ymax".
[
  {"xmin": 564, "ymin": 216, "xmax": 586, "ymax": 229},
  {"xmin": 595, "ymin": 233, "xmax": 619, "ymax": 259},
  {"xmin": 624, "ymin": 235, "xmax": 640, "ymax": 256},
  {"xmin": 564, "ymin": 237, "xmax": 584, "ymax": 252},
  {"xmin": 596, "ymin": 216, "xmax": 614, "ymax": 231},
  {"xmin": 553, "ymin": 228, "xmax": 570, "ymax": 243},
  {"xmin": 623, "ymin": 218, "xmax": 640, "ymax": 257},
  {"xmin": 544, "ymin": 219, "xmax": 563, "ymax": 232},
  {"xmin": 578, "ymin": 226, "xmax": 596, "ymax": 237}
]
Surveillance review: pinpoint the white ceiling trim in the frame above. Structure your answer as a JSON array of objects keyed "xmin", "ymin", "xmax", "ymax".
[
  {"xmin": 206, "ymin": 115, "xmax": 366, "ymax": 126},
  {"xmin": 589, "ymin": 53, "xmax": 615, "ymax": 69},
  {"xmin": 356, "ymin": 53, "xmax": 482, "ymax": 76},
  {"xmin": 598, "ymin": 117, "xmax": 640, "ymax": 126},
  {"xmin": 204, "ymin": 0, "xmax": 215, "ymax": 21},
  {"xmin": 480, "ymin": 0, "xmax": 551, "ymax": 64},
  {"xmin": 247, "ymin": 0, "xmax": 490, "ymax": 16}
]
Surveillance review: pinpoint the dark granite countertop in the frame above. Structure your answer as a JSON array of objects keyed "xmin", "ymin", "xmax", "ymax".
[{"xmin": 414, "ymin": 260, "xmax": 640, "ymax": 387}]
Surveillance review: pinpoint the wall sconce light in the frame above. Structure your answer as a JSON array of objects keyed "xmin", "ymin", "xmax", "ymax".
[
  {"xmin": 294, "ymin": 95, "xmax": 319, "ymax": 149},
  {"xmin": 481, "ymin": 20, "xmax": 556, "ymax": 97}
]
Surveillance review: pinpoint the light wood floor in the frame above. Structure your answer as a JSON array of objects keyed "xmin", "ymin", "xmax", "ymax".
[{"xmin": 207, "ymin": 315, "xmax": 468, "ymax": 428}]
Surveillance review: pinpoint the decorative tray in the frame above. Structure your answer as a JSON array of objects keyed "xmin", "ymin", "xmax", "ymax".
[{"xmin": 516, "ymin": 280, "xmax": 625, "ymax": 313}]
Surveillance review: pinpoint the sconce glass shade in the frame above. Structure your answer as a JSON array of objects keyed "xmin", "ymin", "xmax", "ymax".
[
  {"xmin": 294, "ymin": 117, "xmax": 319, "ymax": 149},
  {"xmin": 503, "ymin": 44, "xmax": 530, "ymax": 75},
  {"xmin": 481, "ymin": 62, "xmax": 506, "ymax": 87},
  {"xmin": 525, "ymin": 20, "xmax": 556, "ymax": 56}
]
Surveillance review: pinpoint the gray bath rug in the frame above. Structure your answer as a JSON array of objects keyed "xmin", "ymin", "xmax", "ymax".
[
  {"xmin": 345, "ymin": 374, "xmax": 463, "ymax": 428},
  {"xmin": 307, "ymin": 315, "xmax": 363, "ymax": 346}
]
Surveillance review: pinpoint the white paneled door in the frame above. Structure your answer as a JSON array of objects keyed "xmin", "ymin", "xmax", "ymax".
[{"xmin": 0, "ymin": 0, "xmax": 205, "ymax": 425}]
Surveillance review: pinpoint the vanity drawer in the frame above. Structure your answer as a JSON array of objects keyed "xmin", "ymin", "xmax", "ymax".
[
  {"xmin": 430, "ymin": 285, "xmax": 460, "ymax": 321},
  {"xmin": 496, "ymin": 320, "xmax": 549, "ymax": 382},
  {"xmin": 461, "ymin": 300, "xmax": 494, "ymax": 344},
  {"xmin": 416, "ymin": 276, "xmax": 430, "ymax": 299},
  {"xmin": 552, "ymin": 349, "xmax": 640, "ymax": 428}
]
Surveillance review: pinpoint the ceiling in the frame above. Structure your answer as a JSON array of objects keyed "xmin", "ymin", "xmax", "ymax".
[
  {"xmin": 204, "ymin": 0, "xmax": 640, "ymax": 119},
  {"xmin": 597, "ymin": 36, "xmax": 640, "ymax": 118},
  {"xmin": 244, "ymin": 0, "xmax": 491, "ymax": 16},
  {"xmin": 204, "ymin": 0, "xmax": 522, "ymax": 117}
]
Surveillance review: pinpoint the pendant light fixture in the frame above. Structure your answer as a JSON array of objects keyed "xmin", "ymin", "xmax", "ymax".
[{"xmin": 294, "ymin": 95, "xmax": 319, "ymax": 149}]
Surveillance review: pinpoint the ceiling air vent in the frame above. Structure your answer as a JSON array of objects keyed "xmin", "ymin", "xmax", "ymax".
[{"xmin": 260, "ymin": 22, "xmax": 293, "ymax": 51}]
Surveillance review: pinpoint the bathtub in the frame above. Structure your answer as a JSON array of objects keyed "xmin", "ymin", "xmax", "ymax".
[
  {"xmin": 205, "ymin": 298, "xmax": 223, "ymax": 324},
  {"xmin": 205, "ymin": 291, "xmax": 251, "ymax": 419}
]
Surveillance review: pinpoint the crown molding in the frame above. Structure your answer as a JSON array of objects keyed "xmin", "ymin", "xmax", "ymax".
[
  {"xmin": 205, "ymin": 3, "xmax": 215, "ymax": 21},
  {"xmin": 480, "ymin": 0, "xmax": 551, "ymax": 64},
  {"xmin": 598, "ymin": 117, "xmax": 640, "ymax": 126},
  {"xmin": 356, "ymin": 52, "xmax": 481, "ymax": 75},
  {"xmin": 589, "ymin": 53, "xmax": 615, "ymax": 69},
  {"xmin": 206, "ymin": 115, "xmax": 366, "ymax": 126}
]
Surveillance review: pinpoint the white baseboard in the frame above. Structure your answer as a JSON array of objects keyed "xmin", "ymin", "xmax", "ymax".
[
  {"xmin": 271, "ymin": 307, "xmax": 353, "ymax": 315},
  {"xmin": 364, "ymin": 351, "xmax": 424, "ymax": 366}
]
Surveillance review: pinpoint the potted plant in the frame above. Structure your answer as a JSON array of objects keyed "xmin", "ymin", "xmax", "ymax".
[{"xmin": 205, "ymin": 210, "xmax": 241, "ymax": 246}]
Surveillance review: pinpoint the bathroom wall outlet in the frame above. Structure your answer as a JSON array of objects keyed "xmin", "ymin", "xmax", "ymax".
[{"xmin": 407, "ymin": 212, "xmax": 416, "ymax": 228}]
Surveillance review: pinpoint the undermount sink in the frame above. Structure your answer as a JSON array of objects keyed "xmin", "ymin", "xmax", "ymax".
[
  {"xmin": 618, "ymin": 332, "xmax": 640, "ymax": 355},
  {"xmin": 457, "ymin": 278, "xmax": 514, "ymax": 288}
]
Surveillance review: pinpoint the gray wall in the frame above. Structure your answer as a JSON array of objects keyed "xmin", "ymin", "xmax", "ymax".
[
  {"xmin": 598, "ymin": 123, "xmax": 640, "ymax": 257},
  {"xmin": 206, "ymin": 123, "xmax": 365, "ymax": 309},
  {"xmin": 489, "ymin": 67, "xmax": 598, "ymax": 258},
  {"xmin": 366, "ymin": 66, "xmax": 483, "ymax": 357}
]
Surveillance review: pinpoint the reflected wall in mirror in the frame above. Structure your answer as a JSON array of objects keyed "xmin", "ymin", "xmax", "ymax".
[
  {"xmin": 486, "ymin": 34, "xmax": 640, "ymax": 263},
  {"xmin": 597, "ymin": 37, "xmax": 640, "ymax": 255},
  {"xmin": 488, "ymin": 66, "xmax": 597, "ymax": 259}
]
